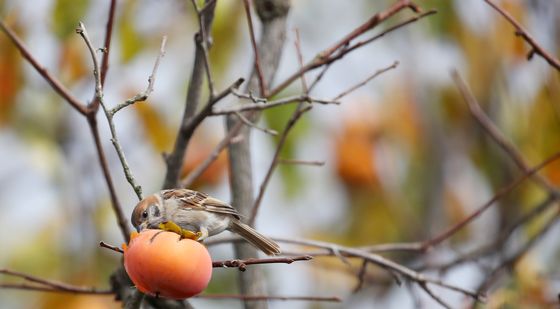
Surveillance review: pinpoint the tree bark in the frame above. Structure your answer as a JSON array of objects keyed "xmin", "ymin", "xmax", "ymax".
[{"xmin": 226, "ymin": 1, "xmax": 290, "ymax": 309}]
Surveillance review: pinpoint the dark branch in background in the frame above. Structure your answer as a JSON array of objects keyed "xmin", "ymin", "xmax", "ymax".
[
  {"xmin": 453, "ymin": 71, "xmax": 558, "ymax": 193},
  {"xmin": 163, "ymin": 0, "xmax": 218, "ymax": 189},
  {"xmin": 420, "ymin": 144, "xmax": 560, "ymax": 251},
  {"xmin": 420, "ymin": 195, "xmax": 558, "ymax": 273},
  {"xmin": 333, "ymin": 61, "xmax": 399, "ymax": 101},
  {"xmin": 475, "ymin": 206, "xmax": 560, "ymax": 294},
  {"xmin": 483, "ymin": 0, "xmax": 560, "ymax": 71},
  {"xmin": 88, "ymin": 0, "xmax": 117, "ymax": 112},
  {"xmin": 243, "ymin": 0, "xmax": 267, "ymax": 97},
  {"xmin": 267, "ymin": 1, "xmax": 433, "ymax": 98},
  {"xmin": 325, "ymin": 9, "xmax": 437, "ymax": 67},
  {"xmin": 415, "ymin": 72, "xmax": 560, "ymax": 251},
  {"xmin": 191, "ymin": 0, "xmax": 216, "ymax": 97},
  {"xmin": 0, "ymin": 21, "xmax": 87, "ymax": 115}
]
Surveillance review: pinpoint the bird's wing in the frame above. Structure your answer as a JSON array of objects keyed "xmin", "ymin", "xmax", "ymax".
[{"xmin": 162, "ymin": 189, "xmax": 240, "ymax": 219}]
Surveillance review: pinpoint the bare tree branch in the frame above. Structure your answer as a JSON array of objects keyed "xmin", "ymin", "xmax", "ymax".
[
  {"xmin": 267, "ymin": 1, "xmax": 434, "ymax": 97},
  {"xmin": 243, "ymin": 0, "xmax": 267, "ymax": 96},
  {"xmin": 211, "ymin": 94, "xmax": 338, "ymax": 115},
  {"xmin": 180, "ymin": 121, "xmax": 244, "ymax": 188},
  {"xmin": 212, "ymin": 255, "xmax": 312, "ymax": 271},
  {"xmin": 333, "ymin": 61, "xmax": 399, "ymax": 101},
  {"xmin": 0, "ymin": 21, "xmax": 87, "ymax": 115},
  {"xmin": 89, "ymin": 0, "xmax": 117, "ymax": 112},
  {"xmin": 204, "ymin": 236, "xmax": 485, "ymax": 303},
  {"xmin": 163, "ymin": 0, "xmax": 218, "ymax": 189},
  {"xmin": 0, "ymin": 269, "xmax": 112, "ymax": 294},
  {"xmin": 250, "ymin": 105, "xmax": 312, "ymax": 225},
  {"xmin": 483, "ymin": 0, "xmax": 560, "ymax": 70},
  {"xmin": 77, "ymin": 23, "xmax": 168, "ymax": 201},
  {"xmin": 196, "ymin": 294, "xmax": 341, "ymax": 302}
]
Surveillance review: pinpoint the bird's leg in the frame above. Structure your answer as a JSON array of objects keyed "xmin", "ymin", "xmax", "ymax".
[
  {"xmin": 197, "ymin": 226, "xmax": 209, "ymax": 243},
  {"xmin": 158, "ymin": 221, "xmax": 202, "ymax": 240}
]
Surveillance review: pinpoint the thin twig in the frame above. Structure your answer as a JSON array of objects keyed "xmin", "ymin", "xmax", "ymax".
[
  {"xmin": 196, "ymin": 294, "xmax": 341, "ymax": 302},
  {"xmin": 420, "ymin": 150, "xmax": 560, "ymax": 250},
  {"xmin": 453, "ymin": 71, "xmax": 557, "ymax": 194},
  {"xmin": 327, "ymin": 9, "xmax": 437, "ymax": 67},
  {"xmin": 163, "ymin": 0, "xmax": 218, "ymax": 189},
  {"xmin": 419, "ymin": 283, "xmax": 452, "ymax": 309},
  {"xmin": 211, "ymin": 94, "xmax": 338, "ymax": 116},
  {"xmin": 415, "ymin": 72, "xmax": 560, "ymax": 251},
  {"xmin": 483, "ymin": 0, "xmax": 560, "ymax": 70},
  {"xmin": 0, "ymin": 269, "xmax": 112, "ymax": 294},
  {"xmin": 353, "ymin": 260, "xmax": 369, "ymax": 293},
  {"xmin": 89, "ymin": 0, "xmax": 117, "ymax": 112},
  {"xmin": 231, "ymin": 89, "xmax": 267, "ymax": 103},
  {"xmin": 250, "ymin": 105, "xmax": 313, "ymax": 225},
  {"xmin": 170, "ymin": 79, "xmax": 245, "ymax": 184},
  {"xmin": 278, "ymin": 158, "xmax": 325, "ymax": 166},
  {"xmin": 294, "ymin": 29, "xmax": 309, "ymax": 95},
  {"xmin": 476, "ymin": 207, "xmax": 560, "ymax": 294},
  {"xmin": 268, "ymin": 1, "xmax": 434, "ymax": 97},
  {"xmin": 190, "ymin": 0, "xmax": 215, "ymax": 97},
  {"xmin": 205, "ymin": 236, "xmax": 485, "ymax": 302},
  {"xmin": 421, "ymin": 195, "xmax": 558, "ymax": 273},
  {"xmin": 98, "ymin": 241, "xmax": 311, "ymax": 271},
  {"xmin": 333, "ymin": 61, "xmax": 399, "ymax": 101},
  {"xmin": 308, "ymin": 62, "xmax": 333, "ymax": 93},
  {"xmin": 88, "ymin": 119, "xmax": 131, "ymax": 241},
  {"xmin": 0, "ymin": 21, "xmax": 87, "ymax": 115},
  {"xmin": 180, "ymin": 121, "xmax": 245, "ymax": 188},
  {"xmin": 76, "ymin": 22, "xmax": 103, "ymax": 98},
  {"xmin": 99, "ymin": 0, "xmax": 116, "ymax": 86},
  {"xmin": 110, "ymin": 36, "xmax": 168, "ymax": 115},
  {"xmin": 77, "ymin": 23, "xmax": 163, "ymax": 201},
  {"xmin": 243, "ymin": 0, "xmax": 267, "ymax": 96},
  {"xmin": 247, "ymin": 29, "xmax": 318, "ymax": 224},
  {"xmin": 234, "ymin": 111, "xmax": 278, "ymax": 136},
  {"xmin": 100, "ymin": 241, "xmax": 124, "ymax": 254},
  {"xmin": 0, "ymin": 283, "xmax": 113, "ymax": 295},
  {"xmin": 212, "ymin": 255, "xmax": 312, "ymax": 271}
]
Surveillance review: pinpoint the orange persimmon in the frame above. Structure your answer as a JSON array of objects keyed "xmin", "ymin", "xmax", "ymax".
[{"xmin": 123, "ymin": 229, "xmax": 212, "ymax": 299}]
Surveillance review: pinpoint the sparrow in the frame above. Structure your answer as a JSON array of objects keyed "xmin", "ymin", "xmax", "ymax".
[{"xmin": 131, "ymin": 189, "xmax": 281, "ymax": 256}]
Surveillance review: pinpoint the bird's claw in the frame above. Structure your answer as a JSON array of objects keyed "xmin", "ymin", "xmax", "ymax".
[{"xmin": 158, "ymin": 221, "xmax": 201, "ymax": 241}]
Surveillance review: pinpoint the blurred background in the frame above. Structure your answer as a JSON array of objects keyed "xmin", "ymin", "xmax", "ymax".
[{"xmin": 1, "ymin": 0, "xmax": 560, "ymax": 308}]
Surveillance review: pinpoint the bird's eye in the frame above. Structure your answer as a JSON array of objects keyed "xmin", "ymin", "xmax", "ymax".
[{"xmin": 141, "ymin": 211, "xmax": 148, "ymax": 219}]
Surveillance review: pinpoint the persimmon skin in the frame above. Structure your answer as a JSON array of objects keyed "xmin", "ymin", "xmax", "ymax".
[{"xmin": 123, "ymin": 229, "xmax": 212, "ymax": 299}]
